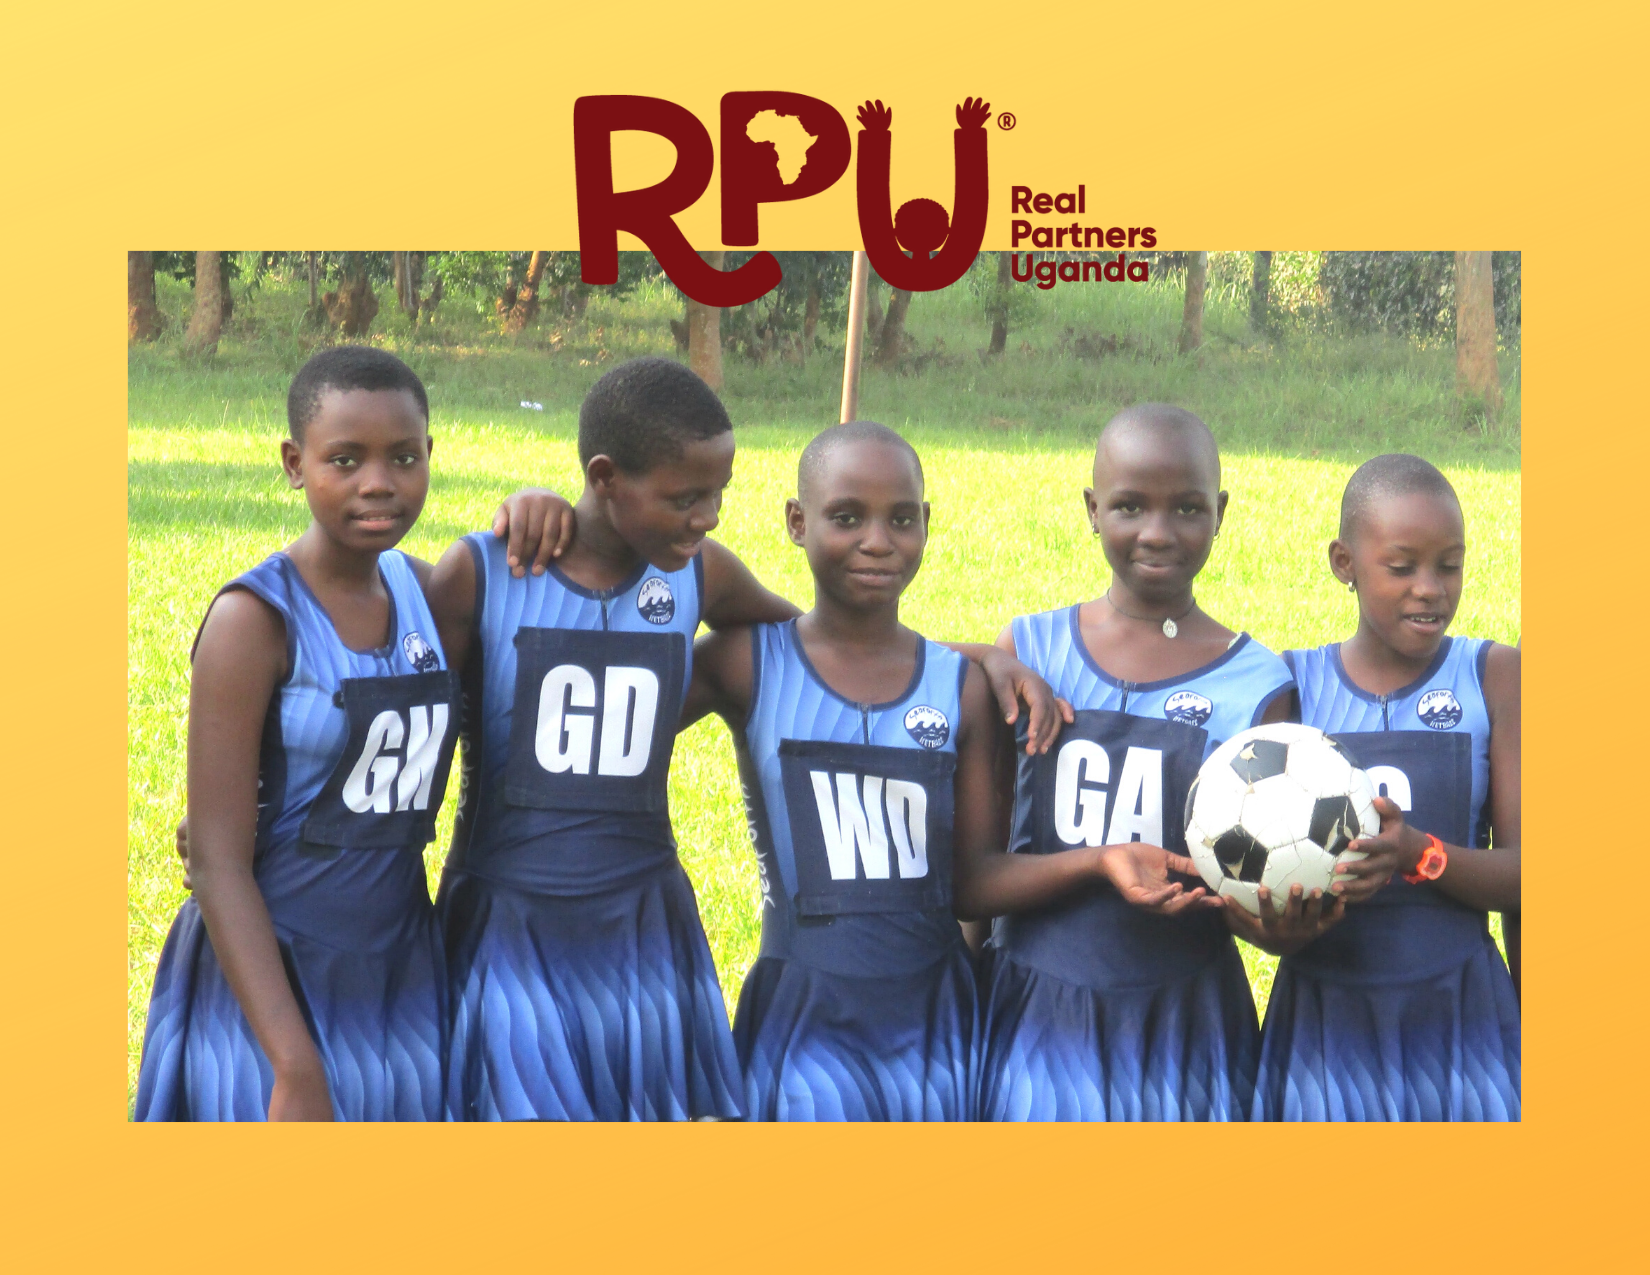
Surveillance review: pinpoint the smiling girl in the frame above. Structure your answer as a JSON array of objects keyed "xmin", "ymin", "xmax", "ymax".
[
  {"xmin": 978, "ymin": 404, "xmax": 1329, "ymax": 1122},
  {"xmin": 136, "ymin": 348, "xmax": 459, "ymax": 1121},
  {"xmin": 1251, "ymin": 454, "xmax": 1521, "ymax": 1121},
  {"xmin": 687, "ymin": 422, "xmax": 1193, "ymax": 1120}
]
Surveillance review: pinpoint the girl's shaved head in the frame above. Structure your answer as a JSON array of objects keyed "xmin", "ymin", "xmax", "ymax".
[{"xmin": 1340, "ymin": 453, "xmax": 1461, "ymax": 541}]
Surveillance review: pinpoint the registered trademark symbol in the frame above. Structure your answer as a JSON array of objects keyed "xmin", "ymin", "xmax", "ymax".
[{"xmin": 997, "ymin": 112, "xmax": 1016, "ymax": 130}]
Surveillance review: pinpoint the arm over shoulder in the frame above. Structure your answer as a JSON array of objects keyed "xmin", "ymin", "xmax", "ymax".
[
  {"xmin": 683, "ymin": 624, "xmax": 757, "ymax": 731},
  {"xmin": 424, "ymin": 539, "xmax": 479, "ymax": 673},
  {"xmin": 699, "ymin": 539, "xmax": 799, "ymax": 630}
]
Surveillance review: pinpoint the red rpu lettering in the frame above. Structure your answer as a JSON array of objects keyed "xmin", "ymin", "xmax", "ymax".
[
  {"xmin": 573, "ymin": 95, "xmax": 779, "ymax": 307},
  {"xmin": 719, "ymin": 93, "xmax": 851, "ymax": 246},
  {"xmin": 855, "ymin": 97, "xmax": 990, "ymax": 292}
]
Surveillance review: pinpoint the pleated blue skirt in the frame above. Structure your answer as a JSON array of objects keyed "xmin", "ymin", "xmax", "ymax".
[
  {"xmin": 1253, "ymin": 926, "xmax": 1520, "ymax": 1122},
  {"xmin": 979, "ymin": 942, "xmax": 1259, "ymax": 1122},
  {"xmin": 734, "ymin": 946, "xmax": 979, "ymax": 1122},
  {"xmin": 440, "ymin": 860, "xmax": 744, "ymax": 1121},
  {"xmin": 134, "ymin": 896, "xmax": 446, "ymax": 1122}
]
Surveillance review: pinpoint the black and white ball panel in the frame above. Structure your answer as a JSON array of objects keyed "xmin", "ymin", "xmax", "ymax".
[{"xmin": 1187, "ymin": 724, "xmax": 1378, "ymax": 915}]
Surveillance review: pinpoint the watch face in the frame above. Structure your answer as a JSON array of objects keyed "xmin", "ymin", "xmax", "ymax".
[{"xmin": 1419, "ymin": 839, "xmax": 1448, "ymax": 879}]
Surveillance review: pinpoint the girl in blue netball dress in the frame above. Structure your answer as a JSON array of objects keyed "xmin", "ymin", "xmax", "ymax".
[
  {"xmin": 1250, "ymin": 454, "xmax": 1521, "ymax": 1121},
  {"xmin": 428, "ymin": 362, "xmax": 1063, "ymax": 1121},
  {"xmin": 427, "ymin": 359, "xmax": 802, "ymax": 1121},
  {"xmin": 136, "ymin": 348, "xmax": 461, "ymax": 1121},
  {"xmin": 979, "ymin": 404, "xmax": 1322, "ymax": 1122},
  {"xmin": 688, "ymin": 422, "xmax": 1195, "ymax": 1121}
]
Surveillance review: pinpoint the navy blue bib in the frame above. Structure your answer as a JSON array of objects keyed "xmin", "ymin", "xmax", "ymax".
[
  {"xmin": 1024, "ymin": 709, "xmax": 1205, "ymax": 858},
  {"xmin": 503, "ymin": 627, "xmax": 685, "ymax": 816},
  {"xmin": 303, "ymin": 670, "xmax": 459, "ymax": 850},
  {"xmin": 778, "ymin": 738, "xmax": 955, "ymax": 919}
]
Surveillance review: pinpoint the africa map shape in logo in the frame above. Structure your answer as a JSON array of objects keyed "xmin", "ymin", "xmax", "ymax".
[{"xmin": 745, "ymin": 109, "xmax": 816, "ymax": 186}]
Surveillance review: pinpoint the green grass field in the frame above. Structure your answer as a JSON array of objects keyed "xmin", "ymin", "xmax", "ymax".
[{"xmin": 127, "ymin": 261, "xmax": 1520, "ymax": 1101}]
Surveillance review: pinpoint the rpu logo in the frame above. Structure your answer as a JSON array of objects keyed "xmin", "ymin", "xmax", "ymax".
[
  {"xmin": 342, "ymin": 704, "xmax": 450, "ymax": 814},
  {"xmin": 574, "ymin": 94, "xmax": 992, "ymax": 307}
]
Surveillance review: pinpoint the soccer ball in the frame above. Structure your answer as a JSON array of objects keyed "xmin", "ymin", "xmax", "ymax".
[{"xmin": 1185, "ymin": 723, "xmax": 1379, "ymax": 916}]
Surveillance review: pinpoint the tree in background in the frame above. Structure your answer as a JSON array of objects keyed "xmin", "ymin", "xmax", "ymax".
[
  {"xmin": 1178, "ymin": 251, "xmax": 1208, "ymax": 354},
  {"xmin": 687, "ymin": 251, "xmax": 724, "ymax": 390},
  {"xmin": 128, "ymin": 252, "xmax": 162, "ymax": 343},
  {"xmin": 971, "ymin": 251, "xmax": 1035, "ymax": 356},
  {"xmin": 303, "ymin": 252, "xmax": 325, "ymax": 327},
  {"xmin": 183, "ymin": 251, "xmax": 223, "ymax": 355},
  {"xmin": 1250, "ymin": 251, "xmax": 1273, "ymax": 333},
  {"xmin": 874, "ymin": 288, "xmax": 913, "ymax": 366},
  {"xmin": 691, "ymin": 253, "xmax": 849, "ymax": 366},
  {"xmin": 988, "ymin": 252, "xmax": 1012, "ymax": 354},
  {"xmin": 324, "ymin": 252, "xmax": 380, "ymax": 337},
  {"xmin": 1454, "ymin": 251, "xmax": 1501, "ymax": 422},
  {"xmin": 391, "ymin": 252, "xmax": 427, "ymax": 325},
  {"xmin": 502, "ymin": 252, "xmax": 550, "ymax": 333},
  {"xmin": 1317, "ymin": 251, "xmax": 1520, "ymax": 340}
]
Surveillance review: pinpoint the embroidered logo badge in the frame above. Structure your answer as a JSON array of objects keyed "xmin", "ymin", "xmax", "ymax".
[
  {"xmin": 637, "ymin": 576, "xmax": 675, "ymax": 625},
  {"xmin": 1164, "ymin": 690, "xmax": 1214, "ymax": 727},
  {"xmin": 402, "ymin": 631, "xmax": 440, "ymax": 672},
  {"xmin": 904, "ymin": 705, "xmax": 950, "ymax": 749},
  {"xmin": 1417, "ymin": 688, "xmax": 1463, "ymax": 730}
]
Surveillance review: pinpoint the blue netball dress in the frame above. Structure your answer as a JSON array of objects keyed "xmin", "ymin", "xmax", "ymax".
[
  {"xmin": 732, "ymin": 621, "xmax": 977, "ymax": 1121},
  {"xmin": 980, "ymin": 606, "xmax": 1294, "ymax": 1122},
  {"xmin": 135, "ymin": 551, "xmax": 457, "ymax": 1121},
  {"xmin": 439, "ymin": 534, "xmax": 743, "ymax": 1121},
  {"xmin": 1253, "ymin": 638, "xmax": 1520, "ymax": 1121}
]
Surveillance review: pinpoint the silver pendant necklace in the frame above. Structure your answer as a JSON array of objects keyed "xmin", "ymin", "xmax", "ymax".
[{"xmin": 1106, "ymin": 589, "xmax": 1196, "ymax": 638}]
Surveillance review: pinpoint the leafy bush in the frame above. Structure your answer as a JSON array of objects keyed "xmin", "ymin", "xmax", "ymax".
[{"xmin": 1319, "ymin": 251, "xmax": 1520, "ymax": 340}]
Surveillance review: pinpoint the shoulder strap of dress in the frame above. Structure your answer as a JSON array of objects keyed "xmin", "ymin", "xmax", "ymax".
[{"xmin": 190, "ymin": 554, "xmax": 294, "ymax": 671}]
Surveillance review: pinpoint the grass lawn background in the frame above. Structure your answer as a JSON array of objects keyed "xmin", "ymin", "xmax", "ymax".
[{"xmin": 128, "ymin": 260, "xmax": 1521, "ymax": 1101}]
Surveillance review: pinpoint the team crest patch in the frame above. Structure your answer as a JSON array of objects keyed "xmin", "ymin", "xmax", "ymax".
[
  {"xmin": 1417, "ymin": 688, "xmax": 1463, "ymax": 730},
  {"xmin": 904, "ymin": 705, "xmax": 950, "ymax": 749},
  {"xmin": 1164, "ymin": 690, "xmax": 1214, "ymax": 727},
  {"xmin": 637, "ymin": 576, "xmax": 675, "ymax": 625},
  {"xmin": 402, "ymin": 631, "xmax": 440, "ymax": 672}
]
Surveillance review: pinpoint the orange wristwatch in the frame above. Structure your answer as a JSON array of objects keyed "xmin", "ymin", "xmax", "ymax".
[{"xmin": 1403, "ymin": 834, "xmax": 1448, "ymax": 884}]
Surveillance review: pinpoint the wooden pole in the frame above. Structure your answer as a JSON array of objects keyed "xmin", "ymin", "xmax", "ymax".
[{"xmin": 839, "ymin": 250, "xmax": 870, "ymax": 423}]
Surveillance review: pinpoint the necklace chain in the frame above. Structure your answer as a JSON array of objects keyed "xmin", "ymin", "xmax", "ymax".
[{"xmin": 1105, "ymin": 589, "xmax": 1196, "ymax": 638}]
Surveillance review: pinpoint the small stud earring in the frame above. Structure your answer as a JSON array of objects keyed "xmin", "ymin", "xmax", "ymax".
[{"xmin": 1347, "ymin": 580, "xmax": 1356, "ymax": 592}]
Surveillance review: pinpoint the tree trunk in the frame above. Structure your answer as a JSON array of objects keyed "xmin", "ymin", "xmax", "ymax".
[
  {"xmin": 504, "ymin": 251, "xmax": 549, "ymax": 334},
  {"xmin": 392, "ymin": 251, "xmax": 415, "ymax": 320},
  {"xmin": 405, "ymin": 252, "xmax": 425, "ymax": 324},
  {"xmin": 864, "ymin": 275, "xmax": 886, "ymax": 350},
  {"xmin": 421, "ymin": 275, "xmax": 443, "ymax": 324},
  {"xmin": 305, "ymin": 252, "xmax": 325, "ymax": 328},
  {"xmin": 803, "ymin": 274, "xmax": 821, "ymax": 352},
  {"xmin": 988, "ymin": 251, "xmax": 1012, "ymax": 354},
  {"xmin": 687, "ymin": 251, "xmax": 724, "ymax": 391},
  {"xmin": 495, "ymin": 258, "xmax": 519, "ymax": 320},
  {"xmin": 324, "ymin": 254, "xmax": 379, "ymax": 338},
  {"xmin": 1249, "ymin": 250, "xmax": 1273, "ymax": 333},
  {"xmin": 1178, "ymin": 251, "xmax": 1208, "ymax": 354},
  {"xmin": 874, "ymin": 288, "xmax": 913, "ymax": 366},
  {"xmin": 128, "ymin": 251, "xmax": 162, "ymax": 343},
  {"xmin": 1454, "ymin": 251, "xmax": 1502, "ymax": 421},
  {"xmin": 183, "ymin": 251, "xmax": 224, "ymax": 356},
  {"xmin": 219, "ymin": 254, "xmax": 234, "ymax": 324}
]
